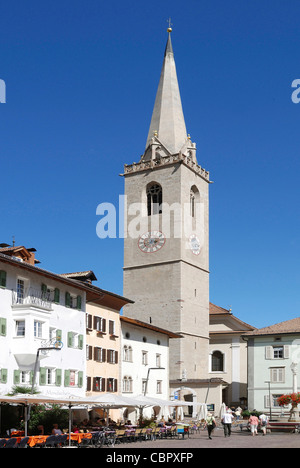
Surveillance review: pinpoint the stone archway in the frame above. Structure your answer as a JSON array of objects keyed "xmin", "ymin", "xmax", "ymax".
[{"xmin": 171, "ymin": 386, "xmax": 198, "ymax": 418}]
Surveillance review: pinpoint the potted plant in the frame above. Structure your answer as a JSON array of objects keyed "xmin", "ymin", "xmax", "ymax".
[{"xmin": 277, "ymin": 393, "xmax": 300, "ymax": 421}]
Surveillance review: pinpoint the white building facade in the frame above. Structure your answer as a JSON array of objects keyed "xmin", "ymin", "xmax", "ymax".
[
  {"xmin": 0, "ymin": 249, "xmax": 87, "ymax": 397},
  {"xmin": 120, "ymin": 316, "xmax": 181, "ymax": 404}
]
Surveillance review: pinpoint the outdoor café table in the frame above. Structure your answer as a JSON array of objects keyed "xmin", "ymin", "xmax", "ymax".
[
  {"xmin": 68, "ymin": 432, "xmax": 93, "ymax": 445},
  {"xmin": 28, "ymin": 435, "xmax": 49, "ymax": 447}
]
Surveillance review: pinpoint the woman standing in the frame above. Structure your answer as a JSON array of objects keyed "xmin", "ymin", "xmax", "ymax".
[
  {"xmin": 249, "ymin": 413, "xmax": 259, "ymax": 436},
  {"xmin": 204, "ymin": 413, "xmax": 216, "ymax": 440}
]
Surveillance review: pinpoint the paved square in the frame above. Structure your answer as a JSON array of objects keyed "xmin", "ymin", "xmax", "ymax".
[{"xmin": 113, "ymin": 427, "xmax": 300, "ymax": 449}]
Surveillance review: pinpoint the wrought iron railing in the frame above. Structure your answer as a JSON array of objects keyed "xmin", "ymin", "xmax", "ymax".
[{"xmin": 12, "ymin": 288, "xmax": 53, "ymax": 310}]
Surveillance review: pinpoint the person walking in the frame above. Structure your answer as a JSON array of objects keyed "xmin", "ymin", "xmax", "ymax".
[
  {"xmin": 259, "ymin": 413, "xmax": 269, "ymax": 436},
  {"xmin": 249, "ymin": 413, "xmax": 259, "ymax": 436},
  {"xmin": 204, "ymin": 413, "xmax": 216, "ymax": 440},
  {"xmin": 222, "ymin": 411, "xmax": 234, "ymax": 437}
]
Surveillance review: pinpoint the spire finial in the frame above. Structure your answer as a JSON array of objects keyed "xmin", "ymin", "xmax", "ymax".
[{"xmin": 167, "ymin": 17, "xmax": 172, "ymax": 32}]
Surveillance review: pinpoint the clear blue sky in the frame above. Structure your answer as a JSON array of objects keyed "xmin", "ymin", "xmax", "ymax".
[{"xmin": 0, "ymin": 0, "xmax": 299, "ymax": 329}]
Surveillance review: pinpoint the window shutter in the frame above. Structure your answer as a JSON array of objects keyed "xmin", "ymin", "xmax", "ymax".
[
  {"xmin": 55, "ymin": 369, "xmax": 62, "ymax": 386},
  {"xmin": 101, "ymin": 378, "xmax": 106, "ymax": 392},
  {"xmin": 284, "ymin": 345, "xmax": 290, "ymax": 359},
  {"xmin": 102, "ymin": 319, "xmax": 106, "ymax": 333},
  {"xmin": 93, "ymin": 377, "xmax": 97, "ymax": 392},
  {"xmin": 67, "ymin": 332, "xmax": 73, "ymax": 348},
  {"xmin": 88, "ymin": 345, "xmax": 93, "ymax": 360},
  {"xmin": 39, "ymin": 367, "xmax": 46, "ymax": 385},
  {"xmin": 0, "ymin": 271, "xmax": 7, "ymax": 288},
  {"xmin": 115, "ymin": 351, "xmax": 118, "ymax": 364},
  {"xmin": 87, "ymin": 376, "xmax": 91, "ymax": 392},
  {"xmin": 78, "ymin": 371, "xmax": 83, "ymax": 388},
  {"xmin": 76, "ymin": 295, "xmax": 82, "ymax": 310},
  {"xmin": 54, "ymin": 288, "xmax": 60, "ymax": 304},
  {"xmin": 114, "ymin": 379, "xmax": 118, "ymax": 393},
  {"xmin": 56, "ymin": 329, "xmax": 62, "ymax": 342},
  {"xmin": 93, "ymin": 316, "xmax": 98, "ymax": 330},
  {"xmin": 41, "ymin": 283, "xmax": 47, "ymax": 296},
  {"xmin": 64, "ymin": 370, "xmax": 70, "ymax": 387},
  {"xmin": 78, "ymin": 334, "xmax": 83, "ymax": 349},
  {"xmin": 87, "ymin": 314, "xmax": 92, "ymax": 329},
  {"xmin": 102, "ymin": 349, "xmax": 106, "ymax": 362},
  {"xmin": 0, "ymin": 369, "xmax": 7, "ymax": 384},
  {"xmin": 65, "ymin": 292, "xmax": 71, "ymax": 307},
  {"xmin": 265, "ymin": 346, "xmax": 273, "ymax": 359},
  {"xmin": 13, "ymin": 370, "xmax": 20, "ymax": 385},
  {"xmin": 0, "ymin": 318, "xmax": 6, "ymax": 336}
]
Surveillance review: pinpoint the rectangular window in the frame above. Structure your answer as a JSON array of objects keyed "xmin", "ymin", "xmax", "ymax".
[
  {"xmin": 93, "ymin": 377, "xmax": 105, "ymax": 392},
  {"xmin": 142, "ymin": 351, "xmax": 148, "ymax": 366},
  {"xmin": 67, "ymin": 332, "xmax": 83, "ymax": 349},
  {"xmin": 21, "ymin": 371, "xmax": 31, "ymax": 385},
  {"xmin": 109, "ymin": 320, "xmax": 115, "ymax": 335},
  {"xmin": 46, "ymin": 368, "xmax": 55, "ymax": 385},
  {"xmin": 156, "ymin": 380, "xmax": 162, "ymax": 394},
  {"xmin": 108, "ymin": 349, "xmax": 118, "ymax": 364},
  {"xmin": 271, "ymin": 367, "xmax": 285, "ymax": 383},
  {"xmin": 34, "ymin": 321, "xmax": 43, "ymax": 338},
  {"xmin": 94, "ymin": 316, "xmax": 106, "ymax": 333},
  {"xmin": 17, "ymin": 279, "xmax": 25, "ymax": 303},
  {"xmin": 16, "ymin": 320, "xmax": 25, "ymax": 337},
  {"xmin": 94, "ymin": 347, "xmax": 106, "ymax": 362},
  {"xmin": 273, "ymin": 347, "xmax": 284, "ymax": 359},
  {"xmin": 156, "ymin": 354, "xmax": 161, "ymax": 367},
  {"xmin": 69, "ymin": 370, "xmax": 76, "ymax": 387},
  {"xmin": 107, "ymin": 377, "xmax": 117, "ymax": 392}
]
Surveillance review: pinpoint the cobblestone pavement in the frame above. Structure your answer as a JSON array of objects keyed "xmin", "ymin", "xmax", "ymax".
[{"xmin": 110, "ymin": 427, "xmax": 300, "ymax": 449}]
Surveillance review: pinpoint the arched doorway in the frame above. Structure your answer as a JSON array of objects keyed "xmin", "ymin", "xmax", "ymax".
[{"xmin": 171, "ymin": 387, "xmax": 197, "ymax": 418}]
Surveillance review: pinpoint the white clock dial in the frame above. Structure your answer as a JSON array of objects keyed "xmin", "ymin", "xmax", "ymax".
[
  {"xmin": 138, "ymin": 231, "xmax": 166, "ymax": 253},
  {"xmin": 189, "ymin": 234, "xmax": 201, "ymax": 255}
]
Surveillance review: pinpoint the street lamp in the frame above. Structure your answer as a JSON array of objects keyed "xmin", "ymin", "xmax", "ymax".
[
  {"xmin": 265, "ymin": 381, "xmax": 272, "ymax": 421},
  {"xmin": 24, "ymin": 344, "xmax": 62, "ymax": 437},
  {"xmin": 31, "ymin": 346, "xmax": 62, "ymax": 394}
]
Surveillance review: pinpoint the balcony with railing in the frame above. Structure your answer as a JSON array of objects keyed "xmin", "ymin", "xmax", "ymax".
[{"xmin": 12, "ymin": 288, "xmax": 53, "ymax": 311}]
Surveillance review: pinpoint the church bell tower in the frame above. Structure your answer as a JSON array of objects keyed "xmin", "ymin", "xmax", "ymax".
[{"xmin": 122, "ymin": 28, "xmax": 211, "ymax": 388}]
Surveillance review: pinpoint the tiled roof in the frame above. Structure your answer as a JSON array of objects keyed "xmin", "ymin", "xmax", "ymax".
[
  {"xmin": 244, "ymin": 317, "xmax": 300, "ymax": 337},
  {"xmin": 60, "ymin": 271, "xmax": 97, "ymax": 281},
  {"xmin": 120, "ymin": 316, "xmax": 182, "ymax": 339},
  {"xmin": 209, "ymin": 303, "xmax": 231, "ymax": 315}
]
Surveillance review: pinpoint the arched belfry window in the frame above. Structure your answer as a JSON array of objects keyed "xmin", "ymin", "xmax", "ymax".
[
  {"xmin": 147, "ymin": 183, "xmax": 162, "ymax": 216},
  {"xmin": 190, "ymin": 185, "xmax": 200, "ymax": 218}
]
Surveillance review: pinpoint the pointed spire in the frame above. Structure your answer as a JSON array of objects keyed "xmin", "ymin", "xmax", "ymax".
[{"xmin": 145, "ymin": 28, "xmax": 188, "ymax": 155}]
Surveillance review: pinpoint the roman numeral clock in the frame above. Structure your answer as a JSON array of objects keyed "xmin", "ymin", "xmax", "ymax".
[{"xmin": 138, "ymin": 231, "xmax": 166, "ymax": 253}]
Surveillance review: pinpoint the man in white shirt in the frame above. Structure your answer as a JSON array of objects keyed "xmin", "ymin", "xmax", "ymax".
[
  {"xmin": 259, "ymin": 413, "xmax": 269, "ymax": 435},
  {"xmin": 222, "ymin": 411, "xmax": 234, "ymax": 437}
]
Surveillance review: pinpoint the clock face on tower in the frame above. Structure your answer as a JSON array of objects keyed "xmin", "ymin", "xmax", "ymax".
[{"xmin": 138, "ymin": 231, "xmax": 166, "ymax": 253}]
